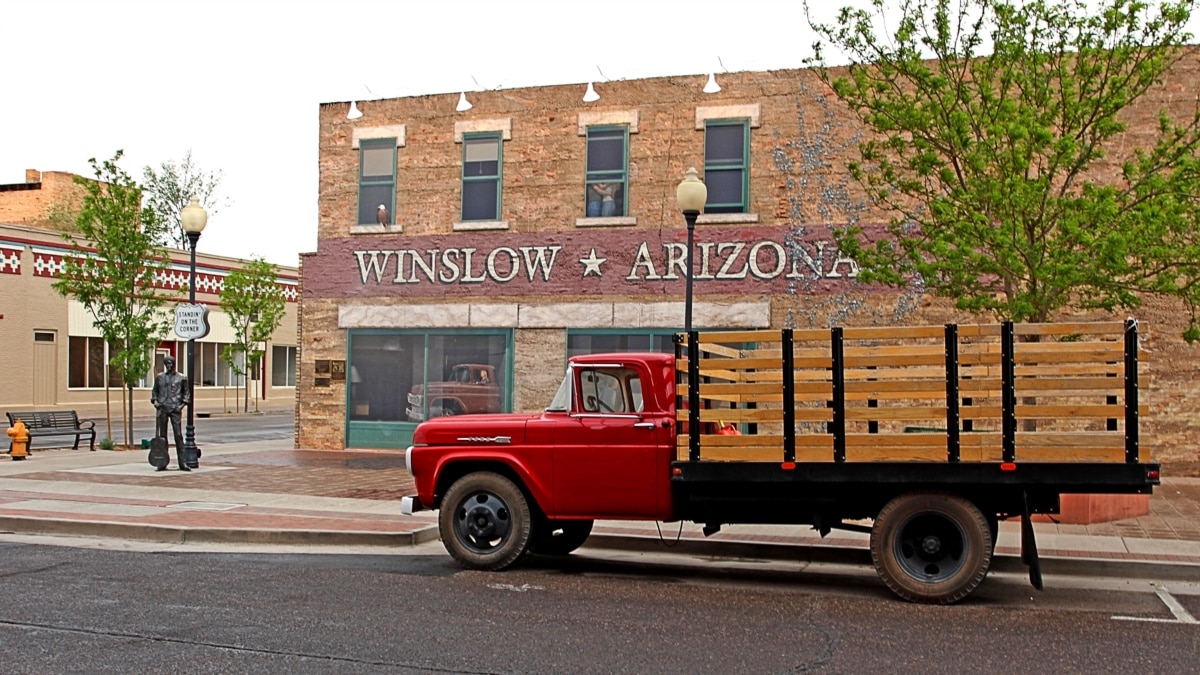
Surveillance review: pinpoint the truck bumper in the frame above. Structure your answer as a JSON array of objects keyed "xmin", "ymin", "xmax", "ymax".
[{"xmin": 400, "ymin": 495, "xmax": 424, "ymax": 516}]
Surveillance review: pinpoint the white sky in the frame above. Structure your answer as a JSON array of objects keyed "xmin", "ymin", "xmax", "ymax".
[
  {"xmin": 1, "ymin": 0, "xmax": 825, "ymax": 268},
  {"xmin": 3, "ymin": 1, "xmax": 1197, "ymax": 268}
]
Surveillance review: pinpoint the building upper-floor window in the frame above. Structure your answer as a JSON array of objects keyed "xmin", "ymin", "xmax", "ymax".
[
  {"xmin": 358, "ymin": 138, "xmax": 396, "ymax": 225},
  {"xmin": 462, "ymin": 134, "xmax": 502, "ymax": 221},
  {"xmin": 703, "ymin": 119, "xmax": 749, "ymax": 214},
  {"xmin": 584, "ymin": 126, "xmax": 628, "ymax": 218}
]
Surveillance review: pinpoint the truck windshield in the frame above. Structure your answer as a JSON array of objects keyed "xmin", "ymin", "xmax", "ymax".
[{"xmin": 546, "ymin": 370, "xmax": 572, "ymax": 412}]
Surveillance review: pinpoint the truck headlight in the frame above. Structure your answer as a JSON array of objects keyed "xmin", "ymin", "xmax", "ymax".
[{"xmin": 405, "ymin": 445, "xmax": 414, "ymax": 473}]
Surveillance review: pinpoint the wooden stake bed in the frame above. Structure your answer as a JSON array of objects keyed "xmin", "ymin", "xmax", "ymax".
[{"xmin": 674, "ymin": 320, "xmax": 1144, "ymax": 466}]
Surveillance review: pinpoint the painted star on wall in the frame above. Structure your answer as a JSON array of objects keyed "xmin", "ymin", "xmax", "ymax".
[{"xmin": 579, "ymin": 248, "xmax": 607, "ymax": 278}]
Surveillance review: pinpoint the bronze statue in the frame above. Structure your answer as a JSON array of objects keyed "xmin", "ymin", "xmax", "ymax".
[{"xmin": 151, "ymin": 355, "xmax": 191, "ymax": 472}]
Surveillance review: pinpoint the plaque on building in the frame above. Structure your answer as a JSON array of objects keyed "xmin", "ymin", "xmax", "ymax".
[
  {"xmin": 314, "ymin": 377, "xmax": 331, "ymax": 387},
  {"xmin": 315, "ymin": 359, "xmax": 330, "ymax": 375},
  {"xmin": 330, "ymin": 360, "xmax": 346, "ymax": 381}
]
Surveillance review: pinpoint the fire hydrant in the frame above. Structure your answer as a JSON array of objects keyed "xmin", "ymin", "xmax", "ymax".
[{"xmin": 7, "ymin": 418, "xmax": 29, "ymax": 461}]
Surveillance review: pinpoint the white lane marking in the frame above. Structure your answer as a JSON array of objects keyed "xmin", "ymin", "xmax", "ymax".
[
  {"xmin": 1113, "ymin": 584, "xmax": 1199, "ymax": 624},
  {"xmin": 487, "ymin": 583, "xmax": 543, "ymax": 592}
]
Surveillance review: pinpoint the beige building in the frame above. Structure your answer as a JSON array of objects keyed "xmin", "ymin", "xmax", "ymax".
[
  {"xmin": 0, "ymin": 172, "xmax": 298, "ymax": 419},
  {"xmin": 299, "ymin": 57, "xmax": 1200, "ymax": 463}
]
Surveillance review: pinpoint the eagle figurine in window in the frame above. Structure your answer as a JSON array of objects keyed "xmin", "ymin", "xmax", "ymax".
[{"xmin": 377, "ymin": 204, "xmax": 389, "ymax": 225}]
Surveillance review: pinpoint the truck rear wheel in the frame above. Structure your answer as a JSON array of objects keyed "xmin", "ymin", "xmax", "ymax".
[
  {"xmin": 439, "ymin": 472, "xmax": 532, "ymax": 571},
  {"xmin": 530, "ymin": 519, "xmax": 594, "ymax": 556},
  {"xmin": 871, "ymin": 492, "xmax": 992, "ymax": 604}
]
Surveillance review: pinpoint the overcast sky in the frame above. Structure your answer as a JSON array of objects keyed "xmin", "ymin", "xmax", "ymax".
[
  {"xmin": 1, "ymin": 0, "xmax": 825, "ymax": 267},
  {"xmin": 3, "ymin": 1, "xmax": 1197, "ymax": 268}
]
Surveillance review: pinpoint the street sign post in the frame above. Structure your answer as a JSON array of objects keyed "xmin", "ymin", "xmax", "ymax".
[{"xmin": 175, "ymin": 303, "xmax": 210, "ymax": 340}]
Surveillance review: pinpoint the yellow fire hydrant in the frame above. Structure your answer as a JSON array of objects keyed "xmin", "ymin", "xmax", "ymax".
[{"xmin": 7, "ymin": 418, "xmax": 29, "ymax": 461}]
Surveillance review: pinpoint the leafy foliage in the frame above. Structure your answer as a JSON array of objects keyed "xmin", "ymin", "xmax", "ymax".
[
  {"xmin": 41, "ymin": 193, "xmax": 83, "ymax": 233},
  {"xmin": 51, "ymin": 151, "xmax": 176, "ymax": 443},
  {"xmin": 806, "ymin": 0, "xmax": 1200, "ymax": 342},
  {"xmin": 143, "ymin": 150, "xmax": 227, "ymax": 249},
  {"xmin": 219, "ymin": 258, "xmax": 287, "ymax": 412}
]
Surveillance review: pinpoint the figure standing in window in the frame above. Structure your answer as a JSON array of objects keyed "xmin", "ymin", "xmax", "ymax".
[{"xmin": 587, "ymin": 182, "xmax": 618, "ymax": 217}]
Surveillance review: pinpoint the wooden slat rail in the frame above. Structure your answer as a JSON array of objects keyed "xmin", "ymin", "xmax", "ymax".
[{"xmin": 677, "ymin": 319, "xmax": 1145, "ymax": 464}]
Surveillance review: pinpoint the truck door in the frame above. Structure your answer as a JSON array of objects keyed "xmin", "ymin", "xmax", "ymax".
[{"xmin": 552, "ymin": 365, "xmax": 666, "ymax": 518}]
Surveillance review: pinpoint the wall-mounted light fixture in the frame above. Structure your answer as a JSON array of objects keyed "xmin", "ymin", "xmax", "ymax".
[
  {"xmin": 583, "ymin": 82, "xmax": 600, "ymax": 103},
  {"xmin": 703, "ymin": 73, "xmax": 721, "ymax": 94},
  {"xmin": 456, "ymin": 92, "xmax": 473, "ymax": 112},
  {"xmin": 347, "ymin": 101, "xmax": 363, "ymax": 119}
]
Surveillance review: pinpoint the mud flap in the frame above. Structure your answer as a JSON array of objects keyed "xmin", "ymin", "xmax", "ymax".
[{"xmin": 1021, "ymin": 490, "xmax": 1044, "ymax": 591}]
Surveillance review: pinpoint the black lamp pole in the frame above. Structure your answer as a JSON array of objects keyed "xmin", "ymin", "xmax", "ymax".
[
  {"xmin": 183, "ymin": 229, "xmax": 201, "ymax": 469},
  {"xmin": 683, "ymin": 210, "xmax": 698, "ymax": 334},
  {"xmin": 675, "ymin": 167, "xmax": 707, "ymax": 335}
]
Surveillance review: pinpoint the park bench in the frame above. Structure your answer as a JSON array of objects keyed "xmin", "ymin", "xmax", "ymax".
[{"xmin": 5, "ymin": 410, "xmax": 96, "ymax": 451}]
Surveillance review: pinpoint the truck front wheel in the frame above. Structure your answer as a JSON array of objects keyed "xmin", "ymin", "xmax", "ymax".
[
  {"xmin": 871, "ymin": 492, "xmax": 993, "ymax": 604},
  {"xmin": 439, "ymin": 472, "xmax": 532, "ymax": 571}
]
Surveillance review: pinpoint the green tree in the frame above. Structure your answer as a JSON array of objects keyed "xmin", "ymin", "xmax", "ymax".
[
  {"xmin": 806, "ymin": 0, "xmax": 1200, "ymax": 341},
  {"xmin": 143, "ymin": 150, "xmax": 227, "ymax": 249},
  {"xmin": 219, "ymin": 257, "xmax": 287, "ymax": 413},
  {"xmin": 51, "ymin": 151, "xmax": 175, "ymax": 444}
]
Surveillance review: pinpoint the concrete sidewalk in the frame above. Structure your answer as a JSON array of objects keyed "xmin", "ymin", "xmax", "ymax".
[{"xmin": 2, "ymin": 440, "xmax": 1199, "ymax": 581}]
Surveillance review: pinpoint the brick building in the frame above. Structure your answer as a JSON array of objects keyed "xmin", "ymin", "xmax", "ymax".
[
  {"xmin": 0, "ymin": 171, "xmax": 299, "ymax": 419},
  {"xmin": 301, "ymin": 58, "xmax": 1200, "ymax": 463}
]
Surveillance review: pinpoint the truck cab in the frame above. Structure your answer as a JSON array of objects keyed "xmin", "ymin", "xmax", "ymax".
[{"xmin": 404, "ymin": 353, "xmax": 675, "ymax": 520}]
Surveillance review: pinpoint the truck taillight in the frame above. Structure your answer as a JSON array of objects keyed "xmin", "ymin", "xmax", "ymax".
[{"xmin": 1147, "ymin": 469, "xmax": 1160, "ymax": 481}]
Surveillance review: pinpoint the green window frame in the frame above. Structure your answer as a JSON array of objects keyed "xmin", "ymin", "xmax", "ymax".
[
  {"xmin": 358, "ymin": 138, "xmax": 396, "ymax": 225},
  {"xmin": 346, "ymin": 328, "xmax": 514, "ymax": 449},
  {"xmin": 703, "ymin": 119, "xmax": 750, "ymax": 214},
  {"xmin": 584, "ymin": 125, "xmax": 629, "ymax": 217},
  {"xmin": 461, "ymin": 133, "xmax": 502, "ymax": 221}
]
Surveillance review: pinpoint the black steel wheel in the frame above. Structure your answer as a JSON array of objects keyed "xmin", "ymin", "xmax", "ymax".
[
  {"xmin": 529, "ymin": 519, "xmax": 594, "ymax": 556},
  {"xmin": 439, "ymin": 472, "xmax": 532, "ymax": 570},
  {"xmin": 871, "ymin": 492, "xmax": 993, "ymax": 604}
]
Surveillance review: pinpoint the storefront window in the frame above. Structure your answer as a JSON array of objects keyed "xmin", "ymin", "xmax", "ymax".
[
  {"xmin": 350, "ymin": 332, "xmax": 508, "ymax": 422},
  {"xmin": 347, "ymin": 330, "xmax": 512, "ymax": 447},
  {"xmin": 566, "ymin": 330, "xmax": 676, "ymax": 358}
]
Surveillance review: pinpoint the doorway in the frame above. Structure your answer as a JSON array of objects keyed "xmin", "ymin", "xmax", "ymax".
[{"xmin": 32, "ymin": 331, "xmax": 57, "ymax": 405}]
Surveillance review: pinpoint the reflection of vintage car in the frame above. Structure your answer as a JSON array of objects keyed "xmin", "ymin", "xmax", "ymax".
[{"xmin": 406, "ymin": 364, "xmax": 500, "ymax": 421}]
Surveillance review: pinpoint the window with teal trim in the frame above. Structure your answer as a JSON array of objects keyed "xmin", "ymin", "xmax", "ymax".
[
  {"xmin": 703, "ymin": 119, "xmax": 749, "ymax": 214},
  {"xmin": 567, "ymin": 330, "xmax": 676, "ymax": 358},
  {"xmin": 462, "ymin": 134, "xmax": 502, "ymax": 221},
  {"xmin": 358, "ymin": 138, "xmax": 395, "ymax": 225},
  {"xmin": 584, "ymin": 126, "xmax": 628, "ymax": 217},
  {"xmin": 348, "ymin": 331, "xmax": 509, "ymax": 423}
]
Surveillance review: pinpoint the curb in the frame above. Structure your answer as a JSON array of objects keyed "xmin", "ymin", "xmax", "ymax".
[
  {"xmin": 4, "ymin": 517, "xmax": 1198, "ymax": 583},
  {"xmin": 0, "ymin": 516, "xmax": 441, "ymax": 548}
]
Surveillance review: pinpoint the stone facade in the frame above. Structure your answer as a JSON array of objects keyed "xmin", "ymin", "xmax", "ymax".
[{"xmin": 301, "ymin": 54, "xmax": 1200, "ymax": 466}]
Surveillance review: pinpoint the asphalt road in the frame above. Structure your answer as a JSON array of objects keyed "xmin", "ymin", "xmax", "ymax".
[
  {"xmin": 77, "ymin": 411, "xmax": 295, "ymax": 448},
  {"xmin": 1, "ymin": 537, "xmax": 1197, "ymax": 673}
]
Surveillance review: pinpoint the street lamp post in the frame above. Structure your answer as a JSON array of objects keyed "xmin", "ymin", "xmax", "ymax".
[
  {"xmin": 675, "ymin": 167, "xmax": 707, "ymax": 334},
  {"xmin": 180, "ymin": 196, "xmax": 208, "ymax": 469}
]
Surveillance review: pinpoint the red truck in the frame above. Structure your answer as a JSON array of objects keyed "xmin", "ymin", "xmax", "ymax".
[{"xmin": 402, "ymin": 320, "xmax": 1159, "ymax": 603}]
